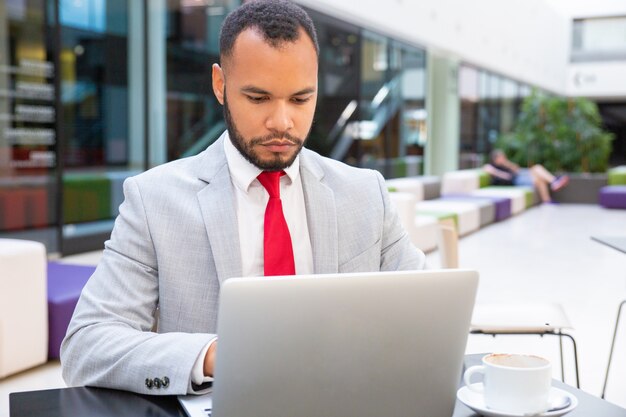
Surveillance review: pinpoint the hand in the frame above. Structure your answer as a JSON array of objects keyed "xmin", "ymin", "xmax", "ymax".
[{"xmin": 203, "ymin": 340, "xmax": 218, "ymax": 377}]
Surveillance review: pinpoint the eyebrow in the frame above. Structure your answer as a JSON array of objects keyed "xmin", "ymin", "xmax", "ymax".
[{"xmin": 240, "ymin": 85, "xmax": 316, "ymax": 96}]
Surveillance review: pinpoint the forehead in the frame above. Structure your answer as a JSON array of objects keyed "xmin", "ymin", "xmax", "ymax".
[{"xmin": 224, "ymin": 27, "xmax": 318, "ymax": 90}]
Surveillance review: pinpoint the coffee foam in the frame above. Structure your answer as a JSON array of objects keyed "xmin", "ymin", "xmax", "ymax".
[{"xmin": 485, "ymin": 353, "xmax": 549, "ymax": 369}]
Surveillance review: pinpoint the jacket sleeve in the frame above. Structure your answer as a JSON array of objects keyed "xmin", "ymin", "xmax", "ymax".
[
  {"xmin": 60, "ymin": 176, "xmax": 214, "ymax": 395},
  {"xmin": 374, "ymin": 171, "xmax": 426, "ymax": 271}
]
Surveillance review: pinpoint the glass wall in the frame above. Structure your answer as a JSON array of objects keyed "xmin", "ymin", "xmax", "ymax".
[
  {"xmin": 396, "ymin": 42, "xmax": 427, "ymax": 162},
  {"xmin": 499, "ymin": 78, "xmax": 519, "ymax": 138},
  {"xmin": 357, "ymin": 36, "xmax": 426, "ymax": 178},
  {"xmin": 459, "ymin": 65, "xmax": 479, "ymax": 168},
  {"xmin": 302, "ymin": 8, "xmax": 427, "ymax": 178},
  {"xmin": 164, "ymin": 0, "xmax": 238, "ymax": 161},
  {"xmin": 59, "ymin": 0, "xmax": 132, "ymax": 169},
  {"xmin": 478, "ymin": 71, "xmax": 501, "ymax": 157},
  {"xmin": 0, "ymin": 1, "xmax": 426, "ymax": 254},
  {"xmin": 304, "ymin": 8, "xmax": 360, "ymax": 161},
  {"xmin": 357, "ymin": 30, "xmax": 390, "ymax": 168},
  {"xmin": 458, "ymin": 63, "xmax": 538, "ymax": 169},
  {"xmin": 0, "ymin": 0, "xmax": 58, "ymax": 250},
  {"xmin": 58, "ymin": 0, "xmax": 143, "ymax": 253}
]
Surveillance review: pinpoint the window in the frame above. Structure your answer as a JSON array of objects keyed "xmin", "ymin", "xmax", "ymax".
[{"xmin": 572, "ymin": 16, "xmax": 626, "ymax": 62}]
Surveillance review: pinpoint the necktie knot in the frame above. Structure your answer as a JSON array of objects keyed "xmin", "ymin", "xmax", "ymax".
[{"xmin": 257, "ymin": 171, "xmax": 284, "ymax": 199}]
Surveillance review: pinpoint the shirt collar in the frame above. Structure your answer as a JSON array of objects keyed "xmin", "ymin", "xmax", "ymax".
[{"xmin": 223, "ymin": 131, "xmax": 300, "ymax": 193}]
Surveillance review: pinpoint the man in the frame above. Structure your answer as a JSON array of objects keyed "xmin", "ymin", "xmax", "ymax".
[
  {"xmin": 484, "ymin": 149, "xmax": 569, "ymax": 203},
  {"xmin": 61, "ymin": 0, "xmax": 425, "ymax": 395}
]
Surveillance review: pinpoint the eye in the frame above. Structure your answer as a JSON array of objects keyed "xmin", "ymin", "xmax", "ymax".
[
  {"xmin": 291, "ymin": 96, "xmax": 312, "ymax": 104},
  {"xmin": 246, "ymin": 95, "xmax": 269, "ymax": 103}
]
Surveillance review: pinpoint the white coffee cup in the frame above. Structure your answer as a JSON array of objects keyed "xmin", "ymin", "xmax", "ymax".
[{"xmin": 463, "ymin": 353, "xmax": 552, "ymax": 414}]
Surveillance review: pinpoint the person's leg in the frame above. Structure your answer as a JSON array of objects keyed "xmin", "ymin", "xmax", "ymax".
[
  {"xmin": 531, "ymin": 164, "xmax": 569, "ymax": 192},
  {"xmin": 533, "ymin": 177, "xmax": 552, "ymax": 203},
  {"xmin": 528, "ymin": 167, "xmax": 552, "ymax": 202},
  {"xmin": 530, "ymin": 164, "xmax": 556, "ymax": 183}
]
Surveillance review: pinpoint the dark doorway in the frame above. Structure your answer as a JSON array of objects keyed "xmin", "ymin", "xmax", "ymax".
[{"xmin": 598, "ymin": 103, "xmax": 626, "ymax": 166}]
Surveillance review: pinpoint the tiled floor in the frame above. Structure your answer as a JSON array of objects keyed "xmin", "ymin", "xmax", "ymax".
[{"xmin": 2, "ymin": 204, "xmax": 626, "ymax": 415}]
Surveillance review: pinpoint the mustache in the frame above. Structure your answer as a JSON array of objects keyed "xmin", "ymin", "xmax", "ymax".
[{"xmin": 250, "ymin": 133, "xmax": 303, "ymax": 146}]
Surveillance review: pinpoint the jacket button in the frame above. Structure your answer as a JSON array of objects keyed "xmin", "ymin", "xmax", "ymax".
[
  {"xmin": 154, "ymin": 377, "xmax": 162, "ymax": 388},
  {"xmin": 145, "ymin": 378, "xmax": 153, "ymax": 389},
  {"xmin": 162, "ymin": 377, "xmax": 170, "ymax": 388}
]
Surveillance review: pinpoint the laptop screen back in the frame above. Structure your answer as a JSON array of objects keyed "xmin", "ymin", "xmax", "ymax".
[{"xmin": 212, "ymin": 269, "xmax": 478, "ymax": 417}]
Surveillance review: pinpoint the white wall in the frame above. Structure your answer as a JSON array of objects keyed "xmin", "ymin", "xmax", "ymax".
[
  {"xmin": 544, "ymin": 0, "xmax": 626, "ymax": 19},
  {"xmin": 297, "ymin": 0, "xmax": 571, "ymax": 94},
  {"xmin": 568, "ymin": 61, "xmax": 626, "ymax": 99},
  {"xmin": 552, "ymin": 0, "xmax": 626, "ymax": 99}
]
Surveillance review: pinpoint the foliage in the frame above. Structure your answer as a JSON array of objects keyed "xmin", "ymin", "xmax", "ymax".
[{"xmin": 495, "ymin": 91, "xmax": 614, "ymax": 173}]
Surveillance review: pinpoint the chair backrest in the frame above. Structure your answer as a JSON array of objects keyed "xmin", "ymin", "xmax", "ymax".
[{"xmin": 437, "ymin": 224, "xmax": 459, "ymax": 268}]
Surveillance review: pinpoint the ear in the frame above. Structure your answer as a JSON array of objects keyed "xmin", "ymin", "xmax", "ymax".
[{"xmin": 212, "ymin": 63, "xmax": 225, "ymax": 105}]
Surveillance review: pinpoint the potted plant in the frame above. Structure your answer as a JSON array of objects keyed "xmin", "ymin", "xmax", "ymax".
[{"xmin": 496, "ymin": 91, "xmax": 614, "ymax": 173}]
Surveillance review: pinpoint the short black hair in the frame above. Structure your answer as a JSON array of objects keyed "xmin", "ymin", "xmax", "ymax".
[{"xmin": 219, "ymin": 0, "xmax": 319, "ymax": 61}]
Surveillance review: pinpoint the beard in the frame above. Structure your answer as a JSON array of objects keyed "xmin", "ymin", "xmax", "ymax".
[{"xmin": 223, "ymin": 93, "xmax": 308, "ymax": 171}]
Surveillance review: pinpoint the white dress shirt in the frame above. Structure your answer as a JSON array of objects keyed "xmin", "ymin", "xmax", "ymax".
[
  {"xmin": 190, "ymin": 133, "xmax": 314, "ymax": 388},
  {"xmin": 224, "ymin": 133, "xmax": 314, "ymax": 276}
]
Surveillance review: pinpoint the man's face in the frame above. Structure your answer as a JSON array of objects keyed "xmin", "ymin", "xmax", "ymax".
[{"xmin": 212, "ymin": 28, "xmax": 318, "ymax": 171}]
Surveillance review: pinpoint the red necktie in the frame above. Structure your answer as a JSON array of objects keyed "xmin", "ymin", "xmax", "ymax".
[{"xmin": 257, "ymin": 171, "xmax": 296, "ymax": 276}]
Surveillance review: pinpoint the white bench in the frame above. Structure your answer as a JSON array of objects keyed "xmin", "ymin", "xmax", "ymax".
[
  {"xmin": 0, "ymin": 239, "xmax": 48, "ymax": 378},
  {"xmin": 441, "ymin": 170, "xmax": 482, "ymax": 195},
  {"xmin": 471, "ymin": 187, "xmax": 528, "ymax": 215},
  {"xmin": 415, "ymin": 200, "xmax": 481, "ymax": 237}
]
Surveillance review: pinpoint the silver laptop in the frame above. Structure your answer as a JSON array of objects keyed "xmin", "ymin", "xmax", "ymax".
[{"xmin": 212, "ymin": 269, "xmax": 479, "ymax": 417}]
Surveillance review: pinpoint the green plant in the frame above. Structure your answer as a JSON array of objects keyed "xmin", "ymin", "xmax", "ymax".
[{"xmin": 495, "ymin": 91, "xmax": 614, "ymax": 173}]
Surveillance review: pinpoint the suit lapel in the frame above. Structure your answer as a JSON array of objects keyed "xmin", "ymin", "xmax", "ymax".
[
  {"xmin": 194, "ymin": 139, "xmax": 337, "ymax": 279},
  {"xmin": 300, "ymin": 151, "xmax": 338, "ymax": 274},
  {"xmin": 196, "ymin": 135, "xmax": 242, "ymax": 285}
]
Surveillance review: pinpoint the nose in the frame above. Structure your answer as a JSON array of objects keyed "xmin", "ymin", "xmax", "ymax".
[{"xmin": 265, "ymin": 101, "xmax": 294, "ymax": 133}]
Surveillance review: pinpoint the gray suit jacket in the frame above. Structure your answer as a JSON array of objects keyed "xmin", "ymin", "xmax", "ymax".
[{"xmin": 61, "ymin": 134, "xmax": 425, "ymax": 395}]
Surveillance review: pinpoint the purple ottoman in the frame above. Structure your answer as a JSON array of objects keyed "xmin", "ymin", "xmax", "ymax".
[
  {"xmin": 441, "ymin": 194, "xmax": 512, "ymax": 221},
  {"xmin": 47, "ymin": 262, "xmax": 96, "ymax": 359},
  {"xmin": 599, "ymin": 186, "xmax": 626, "ymax": 209}
]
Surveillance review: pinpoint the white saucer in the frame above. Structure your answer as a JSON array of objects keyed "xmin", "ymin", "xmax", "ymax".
[{"xmin": 456, "ymin": 384, "xmax": 578, "ymax": 417}]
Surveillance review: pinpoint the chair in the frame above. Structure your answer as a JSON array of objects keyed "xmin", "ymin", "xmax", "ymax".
[
  {"xmin": 47, "ymin": 262, "xmax": 96, "ymax": 359},
  {"xmin": 433, "ymin": 227, "xmax": 581, "ymax": 388},
  {"xmin": 591, "ymin": 235, "xmax": 626, "ymax": 398},
  {"xmin": 0, "ymin": 239, "xmax": 48, "ymax": 378},
  {"xmin": 437, "ymin": 224, "xmax": 458, "ymax": 269},
  {"xmin": 601, "ymin": 300, "xmax": 626, "ymax": 399},
  {"xmin": 470, "ymin": 303, "xmax": 580, "ymax": 388}
]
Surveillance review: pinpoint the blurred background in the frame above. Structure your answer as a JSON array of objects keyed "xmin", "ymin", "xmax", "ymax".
[{"xmin": 0, "ymin": 0, "xmax": 624, "ymax": 256}]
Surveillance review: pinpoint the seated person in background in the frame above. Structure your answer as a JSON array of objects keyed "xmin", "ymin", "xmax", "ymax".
[{"xmin": 483, "ymin": 149, "xmax": 569, "ymax": 203}]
